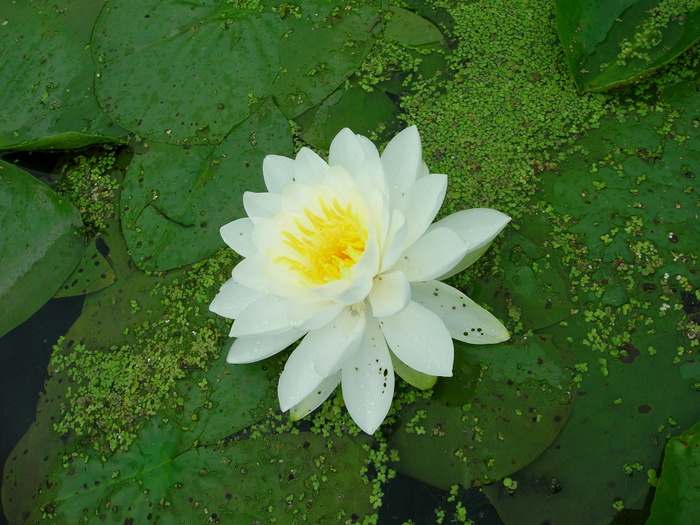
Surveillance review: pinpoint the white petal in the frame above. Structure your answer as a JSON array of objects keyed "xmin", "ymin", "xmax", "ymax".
[
  {"xmin": 226, "ymin": 329, "xmax": 306, "ymax": 364},
  {"xmin": 390, "ymin": 227, "xmax": 469, "ymax": 281},
  {"xmin": 209, "ymin": 279, "xmax": 264, "ymax": 319},
  {"xmin": 220, "ymin": 219, "xmax": 255, "ymax": 257},
  {"xmin": 368, "ymin": 271, "xmax": 411, "ymax": 318},
  {"xmin": 263, "ymin": 154, "xmax": 296, "ymax": 193},
  {"xmin": 243, "ymin": 192, "xmax": 282, "ymax": 223},
  {"xmin": 411, "ymin": 281, "xmax": 510, "ymax": 344},
  {"xmin": 381, "ymin": 125, "xmax": 423, "ymax": 205},
  {"xmin": 285, "ymin": 301, "xmax": 343, "ymax": 331},
  {"xmin": 231, "ymin": 254, "xmax": 271, "ymax": 293},
  {"xmin": 293, "ymin": 147, "xmax": 328, "ymax": 184},
  {"xmin": 288, "ymin": 373, "xmax": 340, "ymax": 421},
  {"xmin": 379, "ymin": 301, "xmax": 453, "ymax": 376},
  {"xmin": 328, "ymin": 128, "xmax": 378, "ymax": 175},
  {"xmin": 278, "ymin": 337, "xmax": 328, "ymax": 411},
  {"xmin": 429, "ymin": 208, "xmax": 511, "ymax": 279},
  {"xmin": 379, "ymin": 209, "xmax": 407, "ymax": 272},
  {"xmin": 341, "ymin": 315, "xmax": 395, "ymax": 434},
  {"xmin": 305, "ymin": 306, "xmax": 367, "ymax": 376},
  {"xmin": 230, "ymin": 294, "xmax": 290, "ymax": 337},
  {"xmin": 398, "ymin": 173, "xmax": 447, "ymax": 247}
]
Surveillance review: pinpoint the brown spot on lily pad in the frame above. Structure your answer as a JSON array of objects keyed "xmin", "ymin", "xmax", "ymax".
[
  {"xmin": 618, "ymin": 343, "xmax": 640, "ymax": 364},
  {"xmin": 637, "ymin": 404, "xmax": 652, "ymax": 414}
]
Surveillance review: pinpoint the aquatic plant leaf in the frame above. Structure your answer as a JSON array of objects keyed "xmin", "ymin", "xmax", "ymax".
[
  {"xmin": 384, "ymin": 6, "xmax": 444, "ymax": 46},
  {"xmin": 92, "ymin": 0, "xmax": 287, "ymax": 145},
  {"xmin": 54, "ymin": 238, "xmax": 116, "ymax": 297},
  {"xmin": 556, "ymin": 0, "xmax": 700, "ymax": 92},
  {"xmin": 647, "ymin": 421, "xmax": 700, "ymax": 525},
  {"xmin": 270, "ymin": 2, "xmax": 382, "ymax": 118},
  {"xmin": 296, "ymin": 83, "xmax": 398, "ymax": 151},
  {"xmin": 121, "ymin": 100, "xmax": 293, "ymax": 271},
  {"xmin": 391, "ymin": 335, "xmax": 576, "ymax": 489},
  {"xmin": 471, "ymin": 218, "xmax": 574, "ymax": 332},
  {"xmin": 483, "ymin": 70, "xmax": 700, "ymax": 525},
  {"xmin": 0, "ymin": 0, "xmax": 126, "ymax": 150},
  {"xmin": 0, "ymin": 161, "xmax": 85, "ymax": 337}
]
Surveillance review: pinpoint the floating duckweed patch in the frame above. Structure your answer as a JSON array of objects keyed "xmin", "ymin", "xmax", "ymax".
[
  {"xmin": 400, "ymin": 0, "xmax": 607, "ymax": 220},
  {"xmin": 50, "ymin": 250, "xmax": 235, "ymax": 452},
  {"xmin": 55, "ymin": 146, "xmax": 119, "ymax": 235}
]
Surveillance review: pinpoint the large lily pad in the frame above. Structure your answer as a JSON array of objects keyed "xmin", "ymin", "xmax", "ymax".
[
  {"xmin": 0, "ymin": 0, "xmax": 126, "ymax": 149},
  {"xmin": 391, "ymin": 336, "xmax": 576, "ymax": 489},
  {"xmin": 120, "ymin": 100, "xmax": 293, "ymax": 271},
  {"xmin": 0, "ymin": 161, "xmax": 85, "ymax": 337},
  {"xmin": 92, "ymin": 0, "xmax": 287, "ymax": 145},
  {"xmin": 483, "ymin": 66, "xmax": 700, "ymax": 525},
  {"xmin": 647, "ymin": 420, "xmax": 700, "ymax": 525},
  {"xmin": 556, "ymin": 0, "xmax": 700, "ymax": 92},
  {"xmin": 269, "ymin": 1, "xmax": 382, "ymax": 119}
]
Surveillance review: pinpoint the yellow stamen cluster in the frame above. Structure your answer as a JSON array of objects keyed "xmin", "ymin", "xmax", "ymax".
[{"xmin": 276, "ymin": 197, "xmax": 367, "ymax": 285}]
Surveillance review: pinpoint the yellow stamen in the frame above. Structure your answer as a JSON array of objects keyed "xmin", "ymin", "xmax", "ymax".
[{"xmin": 275, "ymin": 196, "xmax": 367, "ymax": 285}]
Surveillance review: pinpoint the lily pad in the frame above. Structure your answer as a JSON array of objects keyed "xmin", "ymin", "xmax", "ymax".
[
  {"xmin": 54, "ymin": 238, "xmax": 116, "ymax": 297},
  {"xmin": 391, "ymin": 335, "xmax": 576, "ymax": 489},
  {"xmin": 0, "ymin": 0, "xmax": 126, "ymax": 150},
  {"xmin": 270, "ymin": 2, "xmax": 382, "ymax": 119},
  {"xmin": 556, "ymin": 0, "xmax": 700, "ymax": 92},
  {"xmin": 92, "ymin": 0, "xmax": 287, "ymax": 145},
  {"xmin": 647, "ymin": 420, "xmax": 700, "ymax": 525},
  {"xmin": 0, "ymin": 161, "xmax": 85, "ymax": 337},
  {"xmin": 120, "ymin": 100, "xmax": 293, "ymax": 271}
]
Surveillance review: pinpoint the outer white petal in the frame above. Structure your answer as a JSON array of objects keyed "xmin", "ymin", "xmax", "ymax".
[
  {"xmin": 429, "ymin": 208, "xmax": 512, "ymax": 279},
  {"xmin": 390, "ymin": 227, "xmax": 469, "ymax": 282},
  {"xmin": 231, "ymin": 254, "xmax": 272, "ymax": 293},
  {"xmin": 278, "ymin": 335, "xmax": 328, "ymax": 411},
  {"xmin": 412, "ymin": 281, "xmax": 510, "ymax": 344},
  {"xmin": 368, "ymin": 271, "xmax": 411, "ymax": 318},
  {"xmin": 229, "ymin": 294, "xmax": 290, "ymax": 337},
  {"xmin": 398, "ymin": 173, "xmax": 447, "ymax": 247},
  {"xmin": 328, "ymin": 128, "xmax": 378, "ymax": 175},
  {"xmin": 220, "ymin": 219, "xmax": 255, "ymax": 257},
  {"xmin": 341, "ymin": 315, "xmax": 395, "ymax": 434},
  {"xmin": 288, "ymin": 373, "xmax": 341, "ymax": 421},
  {"xmin": 263, "ymin": 154, "xmax": 296, "ymax": 193},
  {"xmin": 379, "ymin": 301, "xmax": 453, "ymax": 377},
  {"xmin": 243, "ymin": 192, "xmax": 282, "ymax": 223},
  {"xmin": 380, "ymin": 125, "xmax": 423, "ymax": 205},
  {"xmin": 309, "ymin": 306, "xmax": 367, "ymax": 376},
  {"xmin": 285, "ymin": 301, "xmax": 343, "ymax": 331},
  {"xmin": 293, "ymin": 147, "xmax": 329, "ymax": 184},
  {"xmin": 226, "ymin": 329, "xmax": 306, "ymax": 364},
  {"xmin": 209, "ymin": 279, "xmax": 264, "ymax": 319},
  {"xmin": 379, "ymin": 209, "xmax": 408, "ymax": 272}
]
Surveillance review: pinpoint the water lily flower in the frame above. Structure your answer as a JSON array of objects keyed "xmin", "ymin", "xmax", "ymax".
[{"xmin": 210, "ymin": 126, "xmax": 510, "ymax": 434}]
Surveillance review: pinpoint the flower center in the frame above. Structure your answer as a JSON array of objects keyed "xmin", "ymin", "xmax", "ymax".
[{"xmin": 275, "ymin": 196, "xmax": 367, "ymax": 285}]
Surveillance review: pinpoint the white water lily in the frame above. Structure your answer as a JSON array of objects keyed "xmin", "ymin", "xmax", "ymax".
[{"xmin": 210, "ymin": 126, "xmax": 510, "ymax": 434}]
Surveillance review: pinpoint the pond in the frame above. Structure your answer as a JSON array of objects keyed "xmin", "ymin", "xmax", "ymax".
[{"xmin": 1, "ymin": 1, "xmax": 699, "ymax": 524}]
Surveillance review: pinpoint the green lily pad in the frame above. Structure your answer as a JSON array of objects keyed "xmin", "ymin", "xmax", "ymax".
[
  {"xmin": 54, "ymin": 238, "xmax": 116, "ymax": 297},
  {"xmin": 391, "ymin": 335, "xmax": 576, "ymax": 489},
  {"xmin": 120, "ymin": 100, "xmax": 293, "ymax": 271},
  {"xmin": 0, "ymin": 161, "xmax": 85, "ymax": 337},
  {"xmin": 92, "ymin": 0, "xmax": 287, "ymax": 145},
  {"xmin": 556, "ymin": 0, "xmax": 700, "ymax": 92},
  {"xmin": 384, "ymin": 6, "xmax": 445, "ymax": 47},
  {"xmin": 647, "ymin": 420, "xmax": 700, "ymax": 525},
  {"xmin": 483, "ymin": 66, "xmax": 700, "ymax": 525},
  {"xmin": 270, "ymin": 2, "xmax": 382, "ymax": 119},
  {"xmin": 0, "ymin": 0, "xmax": 126, "ymax": 150}
]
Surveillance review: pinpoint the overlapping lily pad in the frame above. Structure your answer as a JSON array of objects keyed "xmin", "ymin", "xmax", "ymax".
[
  {"xmin": 556, "ymin": 0, "xmax": 700, "ymax": 92},
  {"xmin": 392, "ymin": 336, "xmax": 576, "ymax": 489},
  {"xmin": 120, "ymin": 100, "xmax": 292, "ymax": 271},
  {"xmin": 0, "ymin": 0, "xmax": 126, "ymax": 150},
  {"xmin": 0, "ymin": 161, "xmax": 85, "ymax": 337}
]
